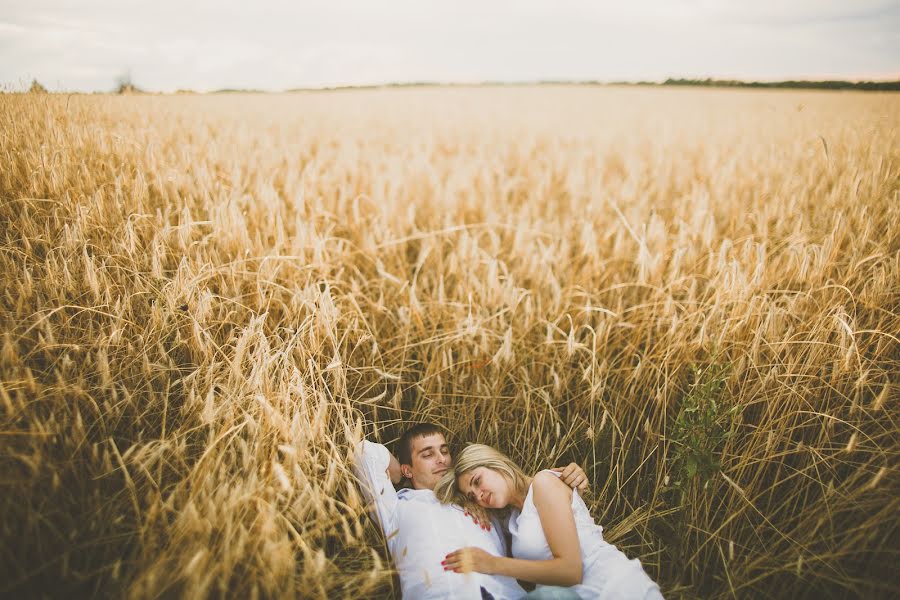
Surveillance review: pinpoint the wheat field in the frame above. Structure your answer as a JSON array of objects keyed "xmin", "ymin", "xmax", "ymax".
[{"xmin": 1, "ymin": 86, "xmax": 897, "ymax": 599}]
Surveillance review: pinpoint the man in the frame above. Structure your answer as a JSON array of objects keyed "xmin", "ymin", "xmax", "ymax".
[{"xmin": 353, "ymin": 423, "xmax": 588, "ymax": 599}]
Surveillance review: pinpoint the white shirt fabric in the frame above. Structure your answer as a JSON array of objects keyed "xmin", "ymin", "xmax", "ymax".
[
  {"xmin": 508, "ymin": 470, "xmax": 663, "ymax": 600},
  {"xmin": 353, "ymin": 439, "xmax": 527, "ymax": 600}
]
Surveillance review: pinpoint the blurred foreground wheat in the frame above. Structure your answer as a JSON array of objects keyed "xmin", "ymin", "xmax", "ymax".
[{"xmin": 1, "ymin": 86, "xmax": 898, "ymax": 598}]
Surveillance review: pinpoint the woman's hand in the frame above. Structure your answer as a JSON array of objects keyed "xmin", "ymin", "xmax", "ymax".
[{"xmin": 442, "ymin": 547, "xmax": 497, "ymax": 574}]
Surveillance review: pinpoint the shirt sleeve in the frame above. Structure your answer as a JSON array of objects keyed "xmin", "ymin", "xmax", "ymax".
[{"xmin": 351, "ymin": 439, "xmax": 400, "ymax": 542}]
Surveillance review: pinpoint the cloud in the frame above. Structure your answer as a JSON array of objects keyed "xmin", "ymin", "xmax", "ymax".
[
  {"xmin": 704, "ymin": 0, "xmax": 900, "ymax": 26},
  {"xmin": 1, "ymin": 0, "xmax": 897, "ymax": 91}
]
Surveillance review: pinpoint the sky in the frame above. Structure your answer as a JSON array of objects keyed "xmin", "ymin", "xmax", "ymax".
[{"xmin": 1, "ymin": 0, "xmax": 898, "ymax": 92}]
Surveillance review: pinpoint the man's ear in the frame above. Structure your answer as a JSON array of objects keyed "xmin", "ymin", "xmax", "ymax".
[{"xmin": 400, "ymin": 464, "xmax": 413, "ymax": 479}]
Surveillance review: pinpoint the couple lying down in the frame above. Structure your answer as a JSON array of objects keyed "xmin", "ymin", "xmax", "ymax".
[{"xmin": 353, "ymin": 423, "xmax": 662, "ymax": 599}]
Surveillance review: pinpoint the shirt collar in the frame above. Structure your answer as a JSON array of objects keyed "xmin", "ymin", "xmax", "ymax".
[{"xmin": 397, "ymin": 487, "xmax": 440, "ymax": 503}]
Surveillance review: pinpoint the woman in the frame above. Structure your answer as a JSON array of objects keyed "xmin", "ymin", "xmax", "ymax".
[{"xmin": 435, "ymin": 444, "xmax": 663, "ymax": 600}]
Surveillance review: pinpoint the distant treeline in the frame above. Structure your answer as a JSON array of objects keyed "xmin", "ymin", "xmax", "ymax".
[
  {"xmin": 296, "ymin": 79, "xmax": 900, "ymax": 93},
  {"xmin": 659, "ymin": 78, "xmax": 900, "ymax": 91},
  {"xmin": 22, "ymin": 77, "xmax": 899, "ymax": 95}
]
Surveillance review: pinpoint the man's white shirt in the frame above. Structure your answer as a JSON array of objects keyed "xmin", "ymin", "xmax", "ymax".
[{"xmin": 353, "ymin": 440, "xmax": 526, "ymax": 599}]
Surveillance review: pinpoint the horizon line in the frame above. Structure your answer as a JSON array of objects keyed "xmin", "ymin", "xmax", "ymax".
[{"xmin": 13, "ymin": 76, "xmax": 900, "ymax": 95}]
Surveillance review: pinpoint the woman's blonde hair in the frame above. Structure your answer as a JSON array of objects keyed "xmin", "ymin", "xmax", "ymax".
[{"xmin": 434, "ymin": 443, "xmax": 530, "ymax": 507}]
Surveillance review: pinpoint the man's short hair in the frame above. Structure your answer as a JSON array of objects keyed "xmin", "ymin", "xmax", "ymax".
[{"xmin": 396, "ymin": 423, "xmax": 445, "ymax": 466}]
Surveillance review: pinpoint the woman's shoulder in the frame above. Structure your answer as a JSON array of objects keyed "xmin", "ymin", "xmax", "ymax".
[
  {"xmin": 531, "ymin": 470, "xmax": 570, "ymax": 494},
  {"xmin": 528, "ymin": 471, "xmax": 575, "ymax": 520}
]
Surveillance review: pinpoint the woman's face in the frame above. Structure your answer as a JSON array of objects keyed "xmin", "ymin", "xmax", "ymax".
[{"xmin": 458, "ymin": 466, "xmax": 512, "ymax": 509}]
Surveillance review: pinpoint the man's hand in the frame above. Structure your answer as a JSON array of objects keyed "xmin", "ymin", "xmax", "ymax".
[
  {"xmin": 464, "ymin": 506, "xmax": 492, "ymax": 531},
  {"xmin": 551, "ymin": 462, "xmax": 589, "ymax": 492},
  {"xmin": 387, "ymin": 453, "xmax": 403, "ymax": 485},
  {"xmin": 442, "ymin": 547, "xmax": 497, "ymax": 575}
]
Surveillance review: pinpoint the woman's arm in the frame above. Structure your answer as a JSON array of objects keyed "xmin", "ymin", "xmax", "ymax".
[{"xmin": 443, "ymin": 472, "xmax": 583, "ymax": 586}]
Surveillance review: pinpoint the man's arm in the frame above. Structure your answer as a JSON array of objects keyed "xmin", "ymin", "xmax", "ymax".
[
  {"xmin": 387, "ymin": 451, "xmax": 403, "ymax": 485},
  {"xmin": 351, "ymin": 439, "xmax": 400, "ymax": 539}
]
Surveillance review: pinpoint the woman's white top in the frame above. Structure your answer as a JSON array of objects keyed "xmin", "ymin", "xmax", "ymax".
[{"xmin": 508, "ymin": 470, "xmax": 662, "ymax": 599}]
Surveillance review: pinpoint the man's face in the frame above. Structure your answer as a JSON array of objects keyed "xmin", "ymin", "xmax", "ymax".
[{"xmin": 401, "ymin": 433, "xmax": 452, "ymax": 490}]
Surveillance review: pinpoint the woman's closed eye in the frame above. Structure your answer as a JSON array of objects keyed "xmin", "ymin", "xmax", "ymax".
[{"xmin": 467, "ymin": 476, "xmax": 481, "ymax": 501}]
